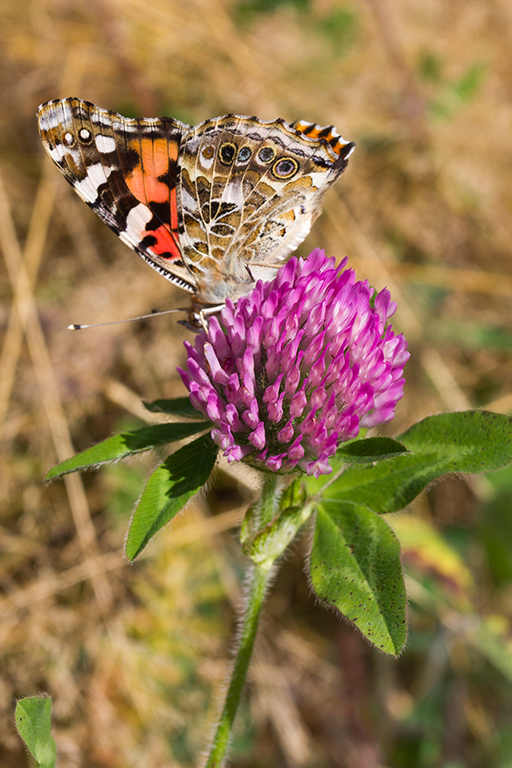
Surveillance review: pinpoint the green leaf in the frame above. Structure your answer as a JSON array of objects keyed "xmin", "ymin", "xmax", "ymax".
[
  {"xmin": 126, "ymin": 434, "xmax": 219, "ymax": 560},
  {"xmin": 336, "ymin": 436, "xmax": 409, "ymax": 463},
  {"xmin": 319, "ymin": 411, "xmax": 512, "ymax": 514},
  {"xmin": 46, "ymin": 421, "xmax": 210, "ymax": 480},
  {"xmin": 143, "ymin": 397, "xmax": 207, "ymax": 420},
  {"xmin": 310, "ymin": 503, "xmax": 407, "ymax": 656},
  {"xmin": 15, "ymin": 697, "xmax": 57, "ymax": 768}
]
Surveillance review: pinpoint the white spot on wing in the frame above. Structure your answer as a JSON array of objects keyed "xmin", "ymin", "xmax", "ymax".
[
  {"xmin": 221, "ymin": 181, "xmax": 243, "ymax": 206},
  {"xmin": 95, "ymin": 134, "xmax": 116, "ymax": 154},
  {"xmin": 199, "ymin": 148, "xmax": 215, "ymax": 170},
  {"xmin": 125, "ymin": 203, "xmax": 153, "ymax": 237},
  {"xmin": 48, "ymin": 145, "xmax": 66, "ymax": 163},
  {"xmin": 45, "ymin": 141, "xmax": 81, "ymax": 167},
  {"xmin": 88, "ymin": 163, "xmax": 109, "ymax": 189},
  {"xmin": 72, "ymin": 181, "xmax": 92, "ymax": 203},
  {"xmin": 72, "ymin": 163, "xmax": 108, "ymax": 203},
  {"xmin": 309, "ymin": 171, "xmax": 330, "ymax": 188}
]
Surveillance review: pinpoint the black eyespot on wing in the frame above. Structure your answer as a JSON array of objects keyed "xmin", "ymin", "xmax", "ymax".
[
  {"xmin": 219, "ymin": 142, "xmax": 236, "ymax": 165},
  {"xmin": 272, "ymin": 156, "xmax": 299, "ymax": 179},
  {"xmin": 238, "ymin": 146, "xmax": 252, "ymax": 163},
  {"xmin": 62, "ymin": 132, "xmax": 75, "ymax": 147},
  {"xmin": 78, "ymin": 127, "xmax": 93, "ymax": 144},
  {"xmin": 258, "ymin": 146, "xmax": 275, "ymax": 164}
]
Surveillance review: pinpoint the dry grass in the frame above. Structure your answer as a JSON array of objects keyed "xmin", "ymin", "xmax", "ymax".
[{"xmin": 1, "ymin": 0, "xmax": 512, "ymax": 765}]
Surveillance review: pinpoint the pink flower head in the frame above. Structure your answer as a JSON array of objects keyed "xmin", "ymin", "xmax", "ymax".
[{"xmin": 179, "ymin": 249, "xmax": 409, "ymax": 477}]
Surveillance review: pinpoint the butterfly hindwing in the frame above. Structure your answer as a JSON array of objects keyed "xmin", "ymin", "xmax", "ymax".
[
  {"xmin": 176, "ymin": 114, "xmax": 355, "ymax": 304},
  {"xmin": 37, "ymin": 97, "xmax": 196, "ymax": 292}
]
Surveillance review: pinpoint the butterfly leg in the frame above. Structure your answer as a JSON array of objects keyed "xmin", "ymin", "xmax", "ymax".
[
  {"xmin": 181, "ymin": 304, "xmax": 226, "ymax": 332},
  {"xmin": 199, "ymin": 304, "xmax": 225, "ymax": 331},
  {"xmin": 244, "ymin": 263, "xmax": 281, "ymax": 284}
]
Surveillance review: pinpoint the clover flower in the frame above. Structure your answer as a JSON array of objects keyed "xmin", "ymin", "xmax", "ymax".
[{"xmin": 179, "ymin": 249, "xmax": 409, "ymax": 477}]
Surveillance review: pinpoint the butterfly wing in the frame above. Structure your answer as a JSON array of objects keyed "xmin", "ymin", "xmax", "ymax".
[
  {"xmin": 235, "ymin": 118, "xmax": 354, "ymax": 264},
  {"xmin": 37, "ymin": 97, "xmax": 196, "ymax": 293},
  {"xmin": 176, "ymin": 114, "xmax": 355, "ymax": 305},
  {"xmin": 37, "ymin": 99, "xmax": 355, "ymax": 310}
]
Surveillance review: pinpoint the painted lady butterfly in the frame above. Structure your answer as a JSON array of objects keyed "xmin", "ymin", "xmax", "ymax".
[{"xmin": 37, "ymin": 97, "xmax": 354, "ymax": 326}]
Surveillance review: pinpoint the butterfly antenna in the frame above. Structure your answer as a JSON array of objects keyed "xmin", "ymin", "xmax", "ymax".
[{"xmin": 68, "ymin": 307, "xmax": 188, "ymax": 330}]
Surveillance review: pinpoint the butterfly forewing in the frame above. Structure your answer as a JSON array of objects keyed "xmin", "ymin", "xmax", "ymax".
[{"xmin": 37, "ymin": 98, "xmax": 196, "ymax": 292}]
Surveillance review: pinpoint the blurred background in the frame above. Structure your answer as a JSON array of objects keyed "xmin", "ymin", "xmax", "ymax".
[{"xmin": 2, "ymin": 0, "xmax": 512, "ymax": 765}]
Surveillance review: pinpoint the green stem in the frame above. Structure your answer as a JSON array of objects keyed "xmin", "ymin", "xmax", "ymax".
[
  {"xmin": 258, "ymin": 472, "xmax": 279, "ymax": 527},
  {"xmin": 205, "ymin": 561, "xmax": 273, "ymax": 768},
  {"xmin": 205, "ymin": 474, "xmax": 308, "ymax": 766},
  {"xmin": 240, "ymin": 473, "xmax": 280, "ymax": 547}
]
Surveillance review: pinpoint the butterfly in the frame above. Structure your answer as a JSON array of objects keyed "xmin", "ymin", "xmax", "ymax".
[{"xmin": 37, "ymin": 97, "xmax": 355, "ymax": 327}]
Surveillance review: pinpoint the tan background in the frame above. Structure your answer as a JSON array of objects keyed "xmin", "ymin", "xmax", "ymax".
[{"xmin": 1, "ymin": 0, "xmax": 512, "ymax": 766}]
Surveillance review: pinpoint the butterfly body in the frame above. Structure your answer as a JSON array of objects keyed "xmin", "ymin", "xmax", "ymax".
[{"xmin": 37, "ymin": 98, "xmax": 354, "ymax": 323}]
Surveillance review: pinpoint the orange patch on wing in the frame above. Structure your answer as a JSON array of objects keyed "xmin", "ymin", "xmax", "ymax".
[
  {"xmin": 329, "ymin": 138, "xmax": 352, "ymax": 159},
  {"xmin": 150, "ymin": 224, "xmax": 181, "ymax": 260},
  {"xmin": 167, "ymin": 137, "xmax": 179, "ymax": 163},
  {"xmin": 125, "ymin": 137, "xmax": 171, "ymax": 204},
  {"xmin": 294, "ymin": 122, "xmax": 351, "ymax": 159},
  {"xmin": 278, "ymin": 209, "xmax": 297, "ymax": 221}
]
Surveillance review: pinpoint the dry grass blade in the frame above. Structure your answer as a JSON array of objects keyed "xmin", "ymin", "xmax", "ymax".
[
  {"xmin": 252, "ymin": 650, "xmax": 311, "ymax": 767},
  {"xmin": 0, "ymin": 170, "xmax": 112, "ymax": 607},
  {"xmin": 1, "ymin": 507, "xmax": 242, "ymax": 619},
  {"xmin": 0, "ymin": 171, "xmax": 57, "ymax": 433},
  {"xmin": 363, "ymin": 0, "xmax": 428, "ymax": 144}
]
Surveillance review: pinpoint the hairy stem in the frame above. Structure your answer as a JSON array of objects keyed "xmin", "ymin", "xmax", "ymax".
[
  {"xmin": 204, "ymin": 474, "xmax": 308, "ymax": 766},
  {"xmin": 258, "ymin": 472, "xmax": 280, "ymax": 527},
  {"xmin": 204, "ymin": 561, "xmax": 273, "ymax": 768}
]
